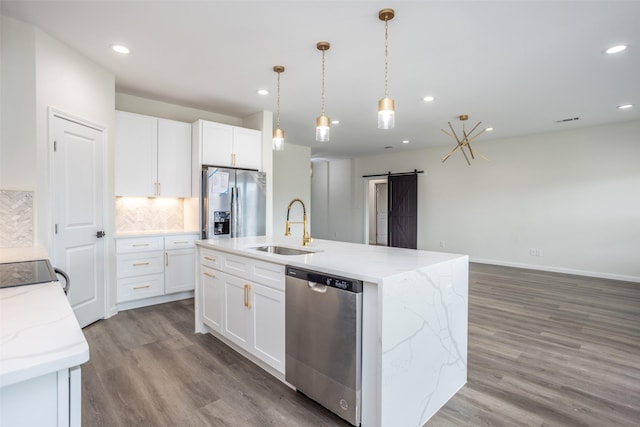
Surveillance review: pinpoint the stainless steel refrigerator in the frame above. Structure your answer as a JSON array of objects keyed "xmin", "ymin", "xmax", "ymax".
[{"xmin": 201, "ymin": 166, "xmax": 266, "ymax": 239}]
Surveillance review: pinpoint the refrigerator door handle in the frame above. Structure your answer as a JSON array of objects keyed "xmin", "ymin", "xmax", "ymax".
[{"xmin": 230, "ymin": 186, "xmax": 238, "ymax": 238}]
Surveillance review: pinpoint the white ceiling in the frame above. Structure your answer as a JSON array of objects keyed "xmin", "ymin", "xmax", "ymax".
[{"xmin": 2, "ymin": 0, "xmax": 639, "ymax": 159}]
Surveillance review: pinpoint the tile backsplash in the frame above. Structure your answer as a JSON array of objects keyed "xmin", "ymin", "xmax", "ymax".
[
  {"xmin": 116, "ymin": 197, "xmax": 186, "ymax": 233},
  {"xmin": 0, "ymin": 190, "xmax": 34, "ymax": 248}
]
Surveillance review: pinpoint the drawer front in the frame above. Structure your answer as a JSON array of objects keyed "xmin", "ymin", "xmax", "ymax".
[
  {"xmin": 200, "ymin": 249, "xmax": 222, "ymax": 269},
  {"xmin": 165, "ymin": 234, "xmax": 198, "ymax": 250},
  {"xmin": 116, "ymin": 236, "xmax": 164, "ymax": 253},
  {"xmin": 117, "ymin": 274, "xmax": 164, "ymax": 303},
  {"xmin": 117, "ymin": 251, "xmax": 164, "ymax": 278},
  {"xmin": 252, "ymin": 261, "xmax": 285, "ymax": 291},
  {"xmin": 224, "ymin": 253, "xmax": 284, "ymax": 291},
  {"xmin": 222, "ymin": 253, "xmax": 252, "ymax": 277}
]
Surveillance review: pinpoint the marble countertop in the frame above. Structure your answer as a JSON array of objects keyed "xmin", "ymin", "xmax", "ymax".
[
  {"xmin": 196, "ymin": 235, "xmax": 466, "ymax": 283},
  {"xmin": 0, "ymin": 248, "xmax": 89, "ymax": 388}
]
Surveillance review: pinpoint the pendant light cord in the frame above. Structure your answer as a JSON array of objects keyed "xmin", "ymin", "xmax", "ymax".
[
  {"xmin": 321, "ymin": 49, "xmax": 326, "ymax": 115},
  {"xmin": 276, "ymin": 70, "xmax": 281, "ymax": 128},
  {"xmin": 384, "ymin": 17, "xmax": 389, "ymax": 98}
]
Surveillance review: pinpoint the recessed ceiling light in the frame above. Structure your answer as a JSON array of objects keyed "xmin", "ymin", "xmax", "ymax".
[
  {"xmin": 402, "ymin": 140, "xmax": 409, "ymax": 144},
  {"xmin": 604, "ymin": 45, "xmax": 627, "ymax": 54},
  {"xmin": 485, "ymin": 127, "xmax": 493, "ymax": 132},
  {"xmin": 618, "ymin": 104, "xmax": 633, "ymax": 109},
  {"xmin": 257, "ymin": 89, "xmax": 269, "ymax": 95},
  {"xmin": 331, "ymin": 120, "xmax": 340, "ymax": 125},
  {"xmin": 112, "ymin": 44, "xmax": 130, "ymax": 54},
  {"xmin": 422, "ymin": 96, "xmax": 435, "ymax": 102}
]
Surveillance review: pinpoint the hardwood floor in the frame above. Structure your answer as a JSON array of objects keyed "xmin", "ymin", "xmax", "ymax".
[{"xmin": 82, "ymin": 263, "xmax": 640, "ymax": 426}]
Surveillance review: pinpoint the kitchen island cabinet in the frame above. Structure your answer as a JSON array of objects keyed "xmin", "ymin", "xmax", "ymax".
[
  {"xmin": 0, "ymin": 248, "xmax": 89, "ymax": 427},
  {"xmin": 195, "ymin": 236, "xmax": 468, "ymax": 427},
  {"xmin": 198, "ymin": 247, "xmax": 285, "ymax": 373}
]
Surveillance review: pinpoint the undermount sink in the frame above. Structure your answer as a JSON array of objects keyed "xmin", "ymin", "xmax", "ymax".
[{"xmin": 251, "ymin": 245, "xmax": 316, "ymax": 256}]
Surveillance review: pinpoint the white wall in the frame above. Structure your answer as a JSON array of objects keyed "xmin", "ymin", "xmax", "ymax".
[
  {"xmin": 273, "ymin": 143, "xmax": 311, "ymax": 238},
  {"xmin": 1, "ymin": 16, "xmax": 36, "ymax": 191},
  {"xmin": 310, "ymin": 158, "xmax": 359, "ymax": 242},
  {"xmin": 313, "ymin": 120, "xmax": 640, "ymax": 282},
  {"xmin": 1, "ymin": 14, "xmax": 116, "ymax": 310}
]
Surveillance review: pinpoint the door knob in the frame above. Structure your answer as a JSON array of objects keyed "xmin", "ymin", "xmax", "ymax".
[{"xmin": 96, "ymin": 231, "xmax": 106, "ymax": 238}]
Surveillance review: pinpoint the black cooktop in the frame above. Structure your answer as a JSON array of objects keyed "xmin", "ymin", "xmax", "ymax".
[{"xmin": 0, "ymin": 259, "xmax": 58, "ymax": 289}]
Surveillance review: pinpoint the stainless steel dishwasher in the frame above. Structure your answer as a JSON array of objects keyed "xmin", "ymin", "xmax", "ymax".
[{"xmin": 285, "ymin": 265, "xmax": 363, "ymax": 426}]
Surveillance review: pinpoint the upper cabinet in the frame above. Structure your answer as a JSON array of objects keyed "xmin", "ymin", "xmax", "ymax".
[
  {"xmin": 193, "ymin": 120, "xmax": 262, "ymax": 170},
  {"xmin": 115, "ymin": 111, "xmax": 191, "ymax": 197}
]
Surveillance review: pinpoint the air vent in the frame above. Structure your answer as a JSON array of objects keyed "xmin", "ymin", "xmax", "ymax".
[{"xmin": 554, "ymin": 117, "xmax": 580, "ymax": 123}]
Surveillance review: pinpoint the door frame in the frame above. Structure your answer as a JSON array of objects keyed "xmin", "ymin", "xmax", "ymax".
[
  {"xmin": 48, "ymin": 107, "xmax": 109, "ymax": 319},
  {"xmin": 363, "ymin": 177, "xmax": 387, "ymax": 245}
]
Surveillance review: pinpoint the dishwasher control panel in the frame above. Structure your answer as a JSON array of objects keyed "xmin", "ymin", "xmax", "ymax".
[{"xmin": 285, "ymin": 266, "xmax": 363, "ymax": 293}]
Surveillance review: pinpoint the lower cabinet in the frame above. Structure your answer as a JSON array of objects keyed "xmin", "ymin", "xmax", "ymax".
[
  {"xmin": 0, "ymin": 366, "xmax": 81, "ymax": 427},
  {"xmin": 199, "ymin": 248, "xmax": 285, "ymax": 373},
  {"xmin": 116, "ymin": 234, "xmax": 198, "ymax": 305}
]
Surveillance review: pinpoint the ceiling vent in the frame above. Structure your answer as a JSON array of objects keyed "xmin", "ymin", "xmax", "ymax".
[{"xmin": 554, "ymin": 117, "xmax": 580, "ymax": 123}]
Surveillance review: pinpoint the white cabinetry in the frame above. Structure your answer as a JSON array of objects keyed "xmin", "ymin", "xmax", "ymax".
[
  {"xmin": 116, "ymin": 234, "xmax": 198, "ymax": 305},
  {"xmin": 193, "ymin": 120, "xmax": 262, "ymax": 170},
  {"xmin": 115, "ymin": 111, "xmax": 191, "ymax": 197},
  {"xmin": 197, "ymin": 247, "xmax": 285, "ymax": 373}
]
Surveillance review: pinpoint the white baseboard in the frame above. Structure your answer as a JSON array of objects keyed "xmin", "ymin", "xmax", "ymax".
[
  {"xmin": 470, "ymin": 258, "xmax": 640, "ymax": 283},
  {"xmin": 115, "ymin": 290, "xmax": 194, "ymax": 313}
]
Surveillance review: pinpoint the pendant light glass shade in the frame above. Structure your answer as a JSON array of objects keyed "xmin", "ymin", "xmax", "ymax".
[
  {"xmin": 378, "ymin": 97, "xmax": 395, "ymax": 129},
  {"xmin": 315, "ymin": 114, "xmax": 330, "ymax": 142},
  {"xmin": 316, "ymin": 42, "xmax": 331, "ymax": 142},
  {"xmin": 272, "ymin": 65, "xmax": 285, "ymax": 151},
  {"xmin": 272, "ymin": 127, "xmax": 284, "ymax": 151},
  {"xmin": 378, "ymin": 8, "xmax": 395, "ymax": 130}
]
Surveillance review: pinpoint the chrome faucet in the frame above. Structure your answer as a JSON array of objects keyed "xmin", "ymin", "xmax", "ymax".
[{"xmin": 285, "ymin": 198, "xmax": 312, "ymax": 246}]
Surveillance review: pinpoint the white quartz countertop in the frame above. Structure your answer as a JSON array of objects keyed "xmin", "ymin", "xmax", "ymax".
[
  {"xmin": 115, "ymin": 230, "xmax": 200, "ymax": 238},
  {"xmin": 196, "ymin": 235, "xmax": 466, "ymax": 283},
  {"xmin": 0, "ymin": 248, "xmax": 89, "ymax": 388}
]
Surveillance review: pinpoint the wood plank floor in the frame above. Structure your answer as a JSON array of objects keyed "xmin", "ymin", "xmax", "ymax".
[{"xmin": 82, "ymin": 263, "xmax": 640, "ymax": 426}]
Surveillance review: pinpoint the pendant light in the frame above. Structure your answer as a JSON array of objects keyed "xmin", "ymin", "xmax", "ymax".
[
  {"xmin": 316, "ymin": 41, "xmax": 331, "ymax": 142},
  {"xmin": 272, "ymin": 65, "xmax": 285, "ymax": 151},
  {"xmin": 378, "ymin": 8, "xmax": 395, "ymax": 130}
]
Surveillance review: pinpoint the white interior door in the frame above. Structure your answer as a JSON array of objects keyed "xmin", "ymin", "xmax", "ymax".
[
  {"xmin": 375, "ymin": 182, "xmax": 388, "ymax": 246},
  {"xmin": 52, "ymin": 114, "xmax": 105, "ymax": 327}
]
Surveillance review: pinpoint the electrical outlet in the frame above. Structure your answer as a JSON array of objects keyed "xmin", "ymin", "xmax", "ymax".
[
  {"xmin": 439, "ymin": 241, "xmax": 445, "ymax": 248},
  {"xmin": 136, "ymin": 208, "xmax": 144, "ymax": 222},
  {"xmin": 529, "ymin": 248, "xmax": 542, "ymax": 257}
]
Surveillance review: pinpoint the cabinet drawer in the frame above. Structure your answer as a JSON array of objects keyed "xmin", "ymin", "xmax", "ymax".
[
  {"xmin": 116, "ymin": 236, "xmax": 164, "ymax": 253},
  {"xmin": 117, "ymin": 274, "xmax": 164, "ymax": 303},
  {"xmin": 165, "ymin": 234, "xmax": 198, "ymax": 250},
  {"xmin": 200, "ymin": 249, "xmax": 221, "ymax": 269},
  {"xmin": 224, "ymin": 253, "xmax": 285, "ymax": 291},
  {"xmin": 117, "ymin": 251, "xmax": 164, "ymax": 278}
]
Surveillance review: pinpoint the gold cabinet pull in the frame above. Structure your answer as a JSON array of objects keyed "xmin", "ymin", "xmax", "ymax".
[
  {"xmin": 243, "ymin": 284, "xmax": 252, "ymax": 308},
  {"xmin": 204, "ymin": 256, "xmax": 216, "ymax": 262},
  {"xmin": 132, "ymin": 243, "xmax": 150, "ymax": 247},
  {"xmin": 172, "ymin": 240, "xmax": 189, "ymax": 245},
  {"xmin": 204, "ymin": 271, "xmax": 216, "ymax": 278},
  {"xmin": 133, "ymin": 284, "xmax": 150, "ymax": 290},
  {"xmin": 132, "ymin": 262, "xmax": 150, "ymax": 267}
]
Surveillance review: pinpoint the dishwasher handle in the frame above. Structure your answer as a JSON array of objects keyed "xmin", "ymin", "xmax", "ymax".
[{"xmin": 307, "ymin": 281, "xmax": 328, "ymax": 293}]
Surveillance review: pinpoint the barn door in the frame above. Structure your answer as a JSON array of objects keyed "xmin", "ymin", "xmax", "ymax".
[{"xmin": 388, "ymin": 174, "xmax": 417, "ymax": 249}]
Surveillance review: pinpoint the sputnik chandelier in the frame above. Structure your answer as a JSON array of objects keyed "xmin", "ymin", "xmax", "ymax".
[{"xmin": 441, "ymin": 115, "xmax": 489, "ymax": 166}]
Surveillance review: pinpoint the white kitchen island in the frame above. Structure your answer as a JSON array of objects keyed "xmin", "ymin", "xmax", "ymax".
[
  {"xmin": 0, "ymin": 247, "xmax": 89, "ymax": 427},
  {"xmin": 195, "ymin": 236, "xmax": 468, "ymax": 427}
]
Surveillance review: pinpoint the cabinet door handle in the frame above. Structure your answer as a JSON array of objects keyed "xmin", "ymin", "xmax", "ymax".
[
  {"xmin": 132, "ymin": 262, "xmax": 150, "ymax": 267},
  {"xmin": 244, "ymin": 284, "xmax": 252, "ymax": 308},
  {"xmin": 204, "ymin": 256, "xmax": 216, "ymax": 262},
  {"xmin": 204, "ymin": 271, "xmax": 216, "ymax": 278},
  {"xmin": 132, "ymin": 243, "xmax": 150, "ymax": 247},
  {"xmin": 172, "ymin": 240, "xmax": 189, "ymax": 245},
  {"xmin": 157, "ymin": 182, "xmax": 161, "ymax": 195},
  {"xmin": 133, "ymin": 284, "xmax": 151, "ymax": 290},
  {"xmin": 165, "ymin": 252, "xmax": 169, "ymax": 266}
]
